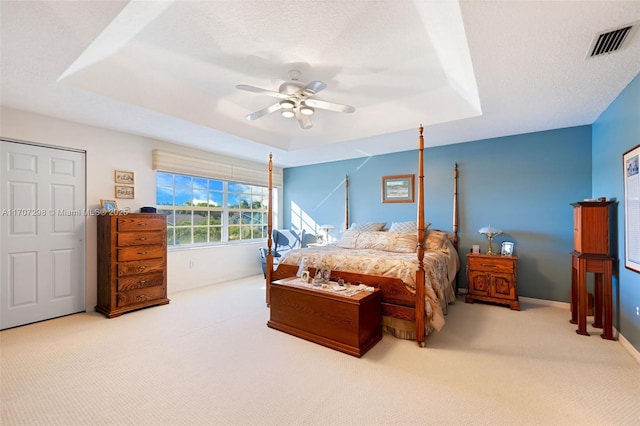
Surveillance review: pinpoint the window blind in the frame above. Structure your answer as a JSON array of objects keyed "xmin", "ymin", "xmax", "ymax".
[{"xmin": 152, "ymin": 148, "xmax": 283, "ymax": 187}]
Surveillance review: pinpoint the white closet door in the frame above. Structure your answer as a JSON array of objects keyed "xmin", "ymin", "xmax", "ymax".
[{"xmin": 1, "ymin": 140, "xmax": 86, "ymax": 329}]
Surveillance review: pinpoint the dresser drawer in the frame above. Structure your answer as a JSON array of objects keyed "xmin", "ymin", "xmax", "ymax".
[
  {"xmin": 468, "ymin": 258, "xmax": 515, "ymax": 273},
  {"xmin": 118, "ymin": 231, "xmax": 165, "ymax": 246},
  {"xmin": 117, "ymin": 272, "xmax": 164, "ymax": 292},
  {"xmin": 118, "ymin": 258, "xmax": 165, "ymax": 276},
  {"xmin": 118, "ymin": 245, "xmax": 165, "ymax": 262},
  {"xmin": 117, "ymin": 216, "xmax": 166, "ymax": 232},
  {"xmin": 117, "ymin": 286, "xmax": 166, "ymax": 308}
]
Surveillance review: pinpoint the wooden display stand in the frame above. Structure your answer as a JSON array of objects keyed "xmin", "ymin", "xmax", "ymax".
[
  {"xmin": 570, "ymin": 252, "xmax": 613, "ymax": 339},
  {"xmin": 569, "ymin": 201, "xmax": 615, "ymax": 340}
]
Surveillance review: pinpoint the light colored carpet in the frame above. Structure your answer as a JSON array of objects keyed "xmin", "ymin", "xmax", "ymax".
[{"xmin": 1, "ymin": 275, "xmax": 639, "ymax": 426}]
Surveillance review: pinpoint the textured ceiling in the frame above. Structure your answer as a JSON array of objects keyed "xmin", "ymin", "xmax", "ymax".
[{"xmin": 2, "ymin": 1, "xmax": 640, "ymax": 167}]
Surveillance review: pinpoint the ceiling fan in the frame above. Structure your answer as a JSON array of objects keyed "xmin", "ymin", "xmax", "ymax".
[{"xmin": 236, "ymin": 70, "xmax": 355, "ymax": 129}]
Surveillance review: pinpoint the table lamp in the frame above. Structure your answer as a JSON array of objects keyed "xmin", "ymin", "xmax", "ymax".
[
  {"xmin": 319, "ymin": 224, "xmax": 334, "ymax": 244},
  {"xmin": 478, "ymin": 225, "xmax": 502, "ymax": 255}
]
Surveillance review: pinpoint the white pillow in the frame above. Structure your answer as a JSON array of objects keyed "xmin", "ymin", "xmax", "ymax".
[
  {"xmin": 350, "ymin": 222, "xmax": 386, "ymax": 231},
  {"xmin": 336, "ymin": 229, "xmax": 359, "ymax": 248},
  {"xmin": 388, "ymin": 221, "xmax": 432, "ymax": 232}
]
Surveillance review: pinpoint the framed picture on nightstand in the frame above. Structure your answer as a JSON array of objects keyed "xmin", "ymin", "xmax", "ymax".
[{"xmin": 501, "ymin": 241, "xmax": 514, "ymax": 256}]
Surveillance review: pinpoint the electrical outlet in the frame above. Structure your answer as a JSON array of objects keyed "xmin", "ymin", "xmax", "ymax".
[
  {"xmin": 636, "ymin": 306, "xmax": 639, "ymax": 316},
  {"xmin": 190, "ymin": 259, "xmax": 195, "ymax": 269}
]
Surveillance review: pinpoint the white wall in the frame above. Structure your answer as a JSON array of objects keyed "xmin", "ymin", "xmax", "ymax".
[{"xmin": 1, "ymin": 107, "xmax": 265, "ymax": 311}]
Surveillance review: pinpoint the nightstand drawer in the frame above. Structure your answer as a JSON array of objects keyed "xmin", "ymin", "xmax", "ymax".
[{"xmin": 467, "ymin": 258, "xmax": 515, "ymax": 273}]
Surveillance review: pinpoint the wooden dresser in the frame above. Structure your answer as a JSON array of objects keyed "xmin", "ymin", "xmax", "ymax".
[
  {"xmin": 96, "ymin": 213, "xmax": 169, "ymax": 318},
  {"xmin": 465, "ymin": 253, "xmax": 519, "ymax": 310}
]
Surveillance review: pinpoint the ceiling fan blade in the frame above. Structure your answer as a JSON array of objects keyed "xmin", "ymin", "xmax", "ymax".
[
  {"xmin": 236, "ymin": 84, "xmax": 289, "ymax": 99},
  {"xmin": 304, "ymin": 98, "xmax": 355, "ymax": 113},
  {"xmin": 302, "ymin": 81, "xmax": 327, "ymax": 96},
  {"xmin": 245, "ymin": 103, "xmax": 282, "ymax": 121},
  {"xmin": 295, "ymin": 111, "xmax": 313, "ymax": 129}
]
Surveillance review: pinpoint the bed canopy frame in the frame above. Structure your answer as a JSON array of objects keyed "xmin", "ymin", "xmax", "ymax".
[{"xmin": 265, "ymin": 126, "xmax": 459, "ymax": 347}]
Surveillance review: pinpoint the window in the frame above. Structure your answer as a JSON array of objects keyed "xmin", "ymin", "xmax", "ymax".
[{"xmin": 156, "ymin": 171, "xmax": 269, "ymax": 247}]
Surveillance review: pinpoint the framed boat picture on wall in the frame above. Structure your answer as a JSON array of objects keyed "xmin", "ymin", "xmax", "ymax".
[
  {"xmin": 623, "ymin": 144, "xmax": 640, "ymax": 273},
  {"xmin": 381, "ymin": 174, "xmax": 414, "ymax": 203}
]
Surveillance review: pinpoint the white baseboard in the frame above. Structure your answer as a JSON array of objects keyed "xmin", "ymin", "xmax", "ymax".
[
  {"xmin": 519, "ymin": 296, "xmax": 570, "ymax": 310},
  {"xmin": 456, "ymin": 290, "xmax": 640, "ymax": 365},
  {"xmin": 618, "ymin": 331, "xmax": 640, "ymax": 365}
]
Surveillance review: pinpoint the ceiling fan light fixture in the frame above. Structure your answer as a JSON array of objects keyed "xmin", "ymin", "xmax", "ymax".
[
  {"xmin": 280, "ymin": 100, "xmax": 294, "ymax": 109},
  {"xmin": 281, "ymin": 110, "xmax": 295, "ymax": 118},
  {"xmin": 300, "ymin": 104, "xmax": 314, "ymax": 116}
]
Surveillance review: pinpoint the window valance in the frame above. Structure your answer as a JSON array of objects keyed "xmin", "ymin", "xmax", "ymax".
[{"xmin": 152, "ymin": 148, "xmax": 283, "ymax": 187}]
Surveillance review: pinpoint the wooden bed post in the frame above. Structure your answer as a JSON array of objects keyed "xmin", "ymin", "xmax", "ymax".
[
  {"xmin": 266, "ymin": 153, "xmax": 274, "ymax": 305},
  {"xmin": 452, "ymin": 163, "xmax": 460, "ymax": 294},
  {"xmin": 416, "ymin": 125, "xmax": 426, "ymax": 347},
  {"xmin": 345, "ymin": 175, "xmax": 349, "ymax": 230},
  {"xmin": 453, "ymin": 163, "xmax": 459, "ymax": 250}
]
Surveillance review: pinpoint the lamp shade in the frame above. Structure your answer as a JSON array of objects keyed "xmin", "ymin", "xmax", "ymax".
[
  {"xmin": 478, "ymin": 225, "xmax": 502, "ymax": 254},
  {"xmin": 478, "ymin": 226, "xmax": 502, "ymax": 235}
]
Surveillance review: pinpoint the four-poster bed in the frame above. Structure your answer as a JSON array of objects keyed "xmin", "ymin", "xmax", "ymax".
[{"xmin": 265, "ymin": 126, "xmax": 459, "ymax": 347}]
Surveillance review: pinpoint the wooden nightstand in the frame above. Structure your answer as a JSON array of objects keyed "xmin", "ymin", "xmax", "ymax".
[{"xmin": 465, "ymin": 253, "xmax": 519, "ymax": 310}]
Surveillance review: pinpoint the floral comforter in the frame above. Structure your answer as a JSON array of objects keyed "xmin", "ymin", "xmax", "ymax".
[{"xmin": 278, "ymin": 243, "xmax": 458, "ymax": 334}]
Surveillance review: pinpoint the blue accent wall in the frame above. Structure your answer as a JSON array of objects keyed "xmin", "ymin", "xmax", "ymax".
[
  {"xmin": 593, "ymin": 71, "xmax": 640, "ymax": 352},
  {"xmin": 284, "ymin": 125, "xmax": 591, "ymax": 303}
]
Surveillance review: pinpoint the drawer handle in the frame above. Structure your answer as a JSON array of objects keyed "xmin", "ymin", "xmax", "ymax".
[
  {"xmin": 481, "ymin": 264, "xmax": 497, "ymax": 268},
  {"xmin": 136, "ymin": 294, "xmax": 147, "ymax": 301},
  {"xmin": 138, "ymin": 223, "xmax": 147, "ymax": 226},
  {"xmin": 139, "ymin": 280, "xmax": 147, "ymax": 284},
  {"xmin": 138, "ymin": 237, "xmax": 147, "ymax": 241},
  {"xmin": 138, "ymin": 251, "xmax": 148, "ymax": 255},
  {"xmin": 138, "ymin": 265, "xmax": 147, "ymax": 271}
]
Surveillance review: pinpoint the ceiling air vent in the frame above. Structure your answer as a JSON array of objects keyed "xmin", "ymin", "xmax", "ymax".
[{"xmin": 587, "ymin": 21, "xmax": 639, "ymax": 58}]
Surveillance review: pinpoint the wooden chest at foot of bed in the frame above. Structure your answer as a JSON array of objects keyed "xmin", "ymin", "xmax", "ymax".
[{"xmin": 268, "ymin": 277, "xmax": 382, "ymax": 357}]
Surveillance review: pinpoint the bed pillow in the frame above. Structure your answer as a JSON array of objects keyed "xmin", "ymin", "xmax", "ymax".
[
  {"xmin": 336, "ymin": 229, "xmax": 359, "ymax": 248},
  {"xmin": 388, "ymin": 221, "xmax": 432, "ymax": 232},
  {"xmin": 350, "ymin": 222, "xmax": 386, "ymax": 231},
  {"xmin": 425, "ymin": 229, "xmax": 454, "ymax": 251},
  {"xmin": 342, "ymin": 231, "xmax": 417, "ymax": 253}
]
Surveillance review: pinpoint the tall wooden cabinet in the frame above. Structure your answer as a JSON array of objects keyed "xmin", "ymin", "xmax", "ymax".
[
  {"xmin": 465, "ymin": 253, "xmax": 519, "ymax": 310},
  {"xmin": 572, "ymin": 201, "xmax": 613, "ymax": 255},
  {"xmin": 96, "ymin": 213, "xmax": 169, "ymax": 318},
  {"xmin": 570, "ymin": 201, "xmax": 615, "ymax": 339}
]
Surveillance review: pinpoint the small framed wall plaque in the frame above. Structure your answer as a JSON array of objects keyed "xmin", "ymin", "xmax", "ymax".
[
  {"xmin": 114, "ymin": 170, "xmax": 134, "ymax": 184},
  {"xmin": 115, "ymin": 185, "xmax": 135, "ymax": 199}
]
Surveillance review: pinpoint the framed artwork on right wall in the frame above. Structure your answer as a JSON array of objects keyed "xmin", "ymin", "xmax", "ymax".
[{"xmin": 623, "ymin": 144, "xmax": 640, "ymax": 273}]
